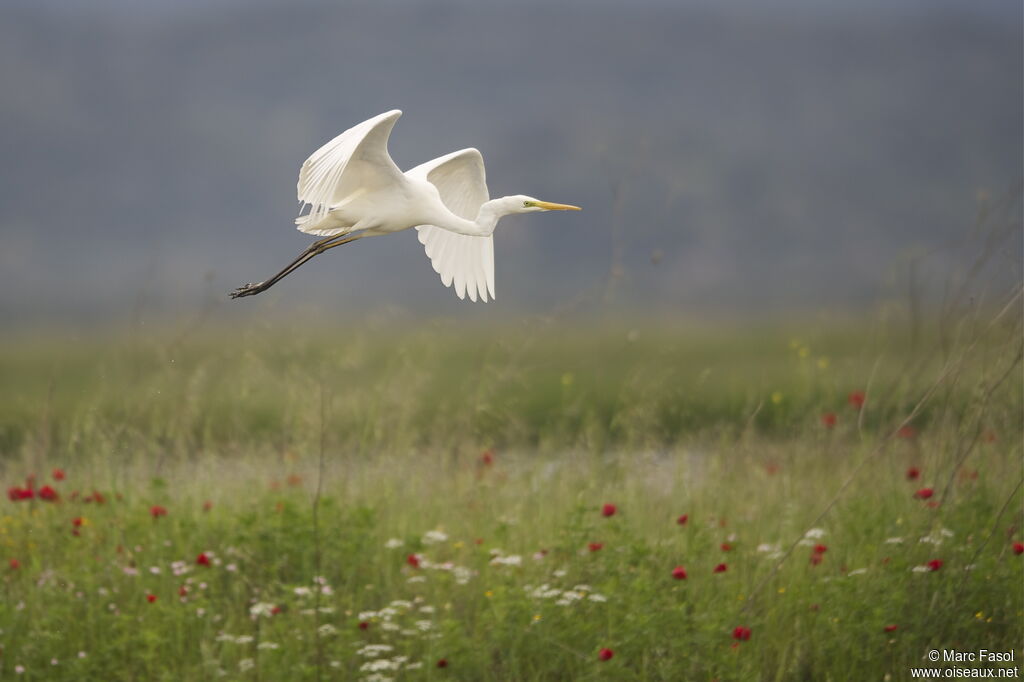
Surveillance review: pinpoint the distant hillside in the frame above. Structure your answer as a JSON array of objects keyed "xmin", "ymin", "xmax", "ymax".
[{"xmin": 0, "ymin": 2, "xmax": 1020, "ymax": 322}]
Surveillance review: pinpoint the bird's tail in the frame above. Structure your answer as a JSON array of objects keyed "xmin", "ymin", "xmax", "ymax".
[{"xmin": 294, "ymin": 212, "xmax": 351, "ymax": 237}]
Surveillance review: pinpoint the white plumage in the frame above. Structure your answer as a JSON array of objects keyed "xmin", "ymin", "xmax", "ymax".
[{"xmin": 231, "ymin": 110, "xmax": 580, "ymax": 302}]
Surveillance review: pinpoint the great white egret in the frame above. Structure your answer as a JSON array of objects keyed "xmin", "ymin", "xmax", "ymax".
[{"xmin": 230, "ymin": 109, "xmax": 581, "ymax": 302}]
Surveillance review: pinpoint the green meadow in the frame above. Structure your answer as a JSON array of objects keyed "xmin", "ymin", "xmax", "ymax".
[{"xmin": 0, "ymin": 303, "xmax": 1020, "ymax": 680}]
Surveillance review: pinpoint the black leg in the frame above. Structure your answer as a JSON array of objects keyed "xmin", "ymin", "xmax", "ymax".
[{"xmin": 230, "ymin": 233, "xmax": 361, "ymax": 299}]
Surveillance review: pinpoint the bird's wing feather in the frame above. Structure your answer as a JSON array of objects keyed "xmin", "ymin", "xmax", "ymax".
[
  {"xmin": 408, "ymin": 148, "xmax": 495, "ymax": 302},
  {"xmin": 296, "ymin": 109, "xmax": 405, "ymax": 229}
]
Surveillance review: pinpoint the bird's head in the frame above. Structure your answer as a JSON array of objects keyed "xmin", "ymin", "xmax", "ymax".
[{"xmin": 506, "ymin": 195, "xmax": 582, "ymax": 214}]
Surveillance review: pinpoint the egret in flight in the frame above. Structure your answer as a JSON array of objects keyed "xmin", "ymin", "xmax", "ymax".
[{"xmin": 230, "ymin": 110, "xmax": 581, "ymax": 302}]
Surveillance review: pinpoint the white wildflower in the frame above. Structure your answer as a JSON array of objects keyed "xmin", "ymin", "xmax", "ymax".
[
  {"xmin": 357, "ymin": 644, "xmax": 394, "ymax": 657},
  {"xmin": 490, "ymin": 554, "xmax": 523, "ymax": 567},
  {"xmin": 238, "ymin": 658, "xmax": 255, "ymax": 672},
  {"xmin": 422, "ymin": 530, "xmax": 449, "ymax": 545},
  {"xmin": 257, "ymin": 642, "xmax": 279, "ymax": 650},
  {"xmin": 250, "ymin": 602, "xmax": 276, "ymax": 618},
  {"xmin": 884, "ymin": 537, "xmax": 904, "ymax": 544},
  {"xmin": 415, "ymin": 620, "xmax": 433, "ymax": 631},
  {"xmin": 588, "ymin": 593, "xmax": 608, "ymax": 602},
  {"xmin": 804, "ymin": 528, "xmax": 826, "ymax": 539},
  {"xmin": 384, "ymin": 538, "xmax": 404, "ymax": 549},
  {"xmin": 317, "ymin": 624, "xmax": 338, "ymax": 637},
  {"xmin": 847, "ymin": 568, "xmax": 868, "ymax": 576}
]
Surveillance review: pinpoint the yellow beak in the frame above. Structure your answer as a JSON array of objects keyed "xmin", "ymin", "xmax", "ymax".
[{"xmin": 534, "ymin": 200, "xmax": 582, "ymax": 211}]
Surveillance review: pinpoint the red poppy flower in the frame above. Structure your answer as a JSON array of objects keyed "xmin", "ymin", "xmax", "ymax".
[
  {"xmin": 406, "ymin": 554, "xmax": 421, "ymax": 568},
  {"xmin": 672, "ymin": 565, "xmax": 688, "ymax": 580},
  {"xmin": 884, "ymin": 624, "xmax": 898, "ymax": 632},
  {"xmin": 713, "ymin": 563, "xmax": 728, "ymax": 573},
  {"xmin": 601, "ymin": 503, "xmax": 617, "ymax": 517},
  {"xmin": 9, "ymin": 558, "xmax": 20, "ymax": 570},
  {"xmin": 358, "ymin": 621, "xmax": 370, "ymax": 630},
  {"xmin": 480, "ymin": 450, "xmax": 495, "ymax": 465},
  {"xmin": 72, "ymin": 517, "xmax": 83, "ymax": 527},
  {"xmin": 598, "ymin": 648, "xmax": 614, "ymax": 661},
  {"xmin": 848, "ymin": 391, "xmax": 866, "ymax": 409},
  {"xmin": 146, "ymin": 593, "xmax": 157, "ymax": 603},
  {"xmin": 897, "ymin": 425, "xmax": 916, "ymax": 439},
  {"xmin": 906, "ymin": 467, "xmax": 920, "ymax": 480},
  {"xmin": 821, "ymin": 412, "xmax": 837, "ymax": 428},
  {"xmin": 178, "ymin": 585, "xmax": 188, "ymax": 597},
  {"xmin": 813, "ymin": 544, "xmax": 827, "ymax": 554},
  {"xmin": 286, "ymin": 474, "xmax": 302, "ymax": 487},
  {"xmin": 1012, "ymin": 542, "xmax": 1023, "ymax": 556},
  {"xmin": 677, "ymin": 514, "xmax": 689, "ymax": 526},
  {"xmin": 8, "ymin": 487, "xmax": 34, "ymax": 501},
  {"xmin": 150, "ymin": 505, "xmax": 167, "ymax": 518},
  {"xmin": 202, "ymin": 501, "xmax": 213, "ymax": 512},
  {"xmin": 914, "ymin": 488, "xmax": 934, "ymax": 500},
  {"xmin": 91, "ymin": 491, "xmax": 106, "ymax": 504},
  {"xmin": 52, "ymin": 468, "xmax": 66, "ymax": 481},
  {"xmin": 927, "ymin": 559, "xmax": 943, "ymax": 571},
  {"xmin": 732, "ymin": 626, "xmax": 751, "ymax": 641},
  {"xmin": 720, "ymin": 542, "xmax": 733, "ymax": 552},
  {"xmin": 436, "ymin": 659, "xmax": 448, "ymax": 668},
  {"xmin": 588, "ymin": 542, "xmax": 604, "ymax": 552},
  {"xmin": 810, "ymin": 553, "xmax": 823, "ymax": 566},
  {"xmin": 196, "ymin": 552, "xmax": 210, "ymax": 566},
  {"xmin": 37, "ymin": 485, "xmax": 58, "ymax": 501}
]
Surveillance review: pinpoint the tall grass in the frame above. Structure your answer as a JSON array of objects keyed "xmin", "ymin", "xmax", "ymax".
[{"xmin": 0, "ymin": 194, "xmax": 1020, "ymax": 680}]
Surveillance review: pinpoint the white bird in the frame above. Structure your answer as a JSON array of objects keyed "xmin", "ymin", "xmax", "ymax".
[{"xmin": 231, "ymin": 109, "xmax": 580, "ymax": 302}]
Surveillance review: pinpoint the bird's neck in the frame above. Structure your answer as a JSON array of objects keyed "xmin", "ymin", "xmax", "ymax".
[
  {"xmin": 430, "ymin": 197, "xmax": 516, "ymax": 237},
  {"xmin": 472, "ymin": 199, "xmax": 507, "ymax": 237}
]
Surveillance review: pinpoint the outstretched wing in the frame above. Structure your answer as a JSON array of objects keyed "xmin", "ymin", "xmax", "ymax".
[
  {"xmin": 408, "ymin": 148, "xmax": 494, "ymax": 302},
  {"xmin": 296, "ymin": 109, "xmax": 404, "ymax": 231}
]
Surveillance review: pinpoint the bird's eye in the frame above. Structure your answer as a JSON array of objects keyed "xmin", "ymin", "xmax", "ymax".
[{"xmin": 523, "ymin": 201, "xmax": 531, "ymax": 207}]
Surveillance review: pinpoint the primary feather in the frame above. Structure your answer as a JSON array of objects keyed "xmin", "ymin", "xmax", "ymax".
[{"xmin": 408, "ymin": 149, "xmax": 495, "ymax": 302}]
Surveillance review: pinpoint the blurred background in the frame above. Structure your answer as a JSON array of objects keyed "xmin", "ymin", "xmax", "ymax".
[{"xmin": 0, "ymin": 0, "xmax": 1020, "ymax": 327}]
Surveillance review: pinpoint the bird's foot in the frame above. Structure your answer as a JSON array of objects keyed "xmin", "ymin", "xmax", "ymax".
[{"xmin": 229, "ymin": 282, "xmax": 268, "ymax": 299}]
